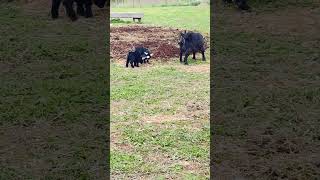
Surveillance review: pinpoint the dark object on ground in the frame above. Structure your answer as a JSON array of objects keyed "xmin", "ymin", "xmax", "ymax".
[
  {"xmin": 126, "ymin": 51, "xmax": 141, "ymax": 68},
  {"xmin": 51, "ymin": 0, "xmax": 106, "ymax": 21},
  {"xmin": 125, "ymin": 47, "xmax": 152, "ymax": 68},
  {"xmin": 179, "ymin": 31, "xmax": 206, "ymax": 65},
  {"xmin": 135, "ymin": 47, "xmax": 152, "ymax": 64},
  {"xmin": 223, "ymin": 0, "xmax": 250, "ymax": 11}
]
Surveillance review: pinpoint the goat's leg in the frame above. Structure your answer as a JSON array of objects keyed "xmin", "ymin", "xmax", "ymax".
[
  {"xmin": 184, "ymin": 50, "xmax": 191, "ymax": 65},
  {"xmin": 51, "ymin": 0, "xmax": 62, "ymax": 19},
  {"xmin": 84, "ymin": 0, "xmax": 93, "ymax": 18},
  {"xmin": 63, "ymin": 0, "xmax": 77, "ymax": 21},
  {"xmin": 75, "ymin": 0, "xmax": 85, "ymax": 16}
]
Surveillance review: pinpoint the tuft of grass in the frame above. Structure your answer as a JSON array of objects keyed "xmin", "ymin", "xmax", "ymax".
[{"xmin": 111, "ymin": 151, "xmax": 143, "ymax": 173}]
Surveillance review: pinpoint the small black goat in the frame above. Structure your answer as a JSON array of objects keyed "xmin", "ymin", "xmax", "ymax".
[{"xmin": 126, "ymin": 47, "xmax": 152, "ymax": 68}]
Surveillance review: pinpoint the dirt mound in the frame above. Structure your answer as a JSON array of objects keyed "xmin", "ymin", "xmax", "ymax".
[{"xmin": 111, "ymin": 26, "xmax": 208, "ymax": 61}]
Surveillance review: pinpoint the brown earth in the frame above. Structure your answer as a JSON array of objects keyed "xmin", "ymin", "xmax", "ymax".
[
  {"xmin": 111, "ymin": 25, "xmax": 209, "ymax": 61},
  {"xmin": 111, "ymin": 26, "xmax": 181, "ymax": 60}
]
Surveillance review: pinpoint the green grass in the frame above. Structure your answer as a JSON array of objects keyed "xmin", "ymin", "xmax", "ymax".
[
  {"xmin": 111, "ymin": 5, "xmax": 210, "ymax": 33},
  {"xmin": 111, "ymin": 0, "xmax": 209, "ymax": 8},
  {"xmin": 111, "ymin": 4, "xmax": 210, "ymax": 178},
  {"xmin": 111, "ymin": 151, "xmax": 143, "ymax": 172},
  {"xmin": 111, "ymin": 62, "xmax": 210, "ymax": 178}
]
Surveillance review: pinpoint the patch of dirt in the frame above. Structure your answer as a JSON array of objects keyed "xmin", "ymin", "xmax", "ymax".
[
  {"xmin": 185, "ymin": 101, "xmax": 210, "ymax": 121},
  {"xmin": 142, "ymin": 114, "xmax": 188, "ymax": 124},
  {"xmin": 186, "ymin": 101, "xmax": 206, "ymax": 112},
  {"xmin": 111, "ymin": 25, "xmax": 209, "ymax": 61},
  {"xmin": 179, "ymin": 160, "xmax": 207, "ymax": 172},
  {"xmin": 177, "ymin": 64, "xmax": 210, "ymax": 73},
  {"xmin": 140, "ymin": 101, "xmax": 209, "ymax": 126},
  {"xmin": 143, "ymin": 153, "xmax": 208, "ymax": 177},
  {"xmin": 111, "ymin": 26, "xmax": 181, "ymax": 60},
  {"xmin": 111, "ymin": 131, "xmax": 134, "ymax": 152}
]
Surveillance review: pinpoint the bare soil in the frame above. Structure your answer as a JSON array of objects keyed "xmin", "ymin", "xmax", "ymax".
[
  {"xmin": 111, "ymin": 25, "xmax": 209, "ymax": 61},
  {"xmin": 111, "ymin": 26, "xmax": 181, "ymax": 60}
]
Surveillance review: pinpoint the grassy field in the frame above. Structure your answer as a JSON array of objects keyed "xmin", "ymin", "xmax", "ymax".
[
  {"xmin": 2, "ymin": 0, "xmax": 318, "ymax": 179},
  {"xmin": 212, "ymin": 1, "xmax": 320, "ymax": 178},
  {"xmin": 0, "ymin": 2, "xmax": 108, "ymax": 179},
  {"xmin": 111, "ymin": 5, "xmax": 210, "ymax": 33},
  {"xmin": 111, "ymin": 0, "xmax": 209, "ymax": 8},
  {"xmin": 111, "ymin": 5, "xmax": 210, "ymax": 179}
]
